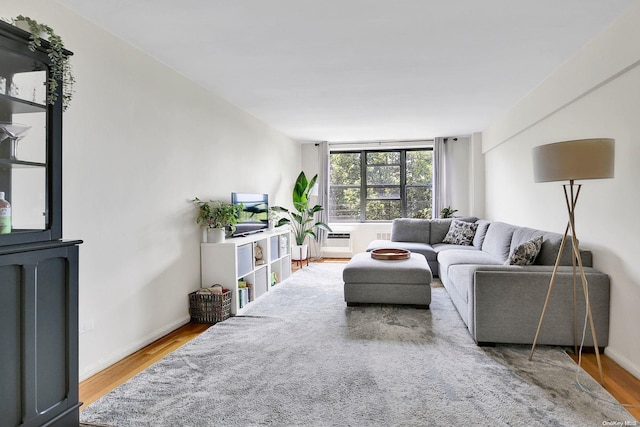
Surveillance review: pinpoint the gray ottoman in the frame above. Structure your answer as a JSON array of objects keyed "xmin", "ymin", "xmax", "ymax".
[{"xmin": 343, "ymin": 252, "xmax": 432, "ymax": 308}]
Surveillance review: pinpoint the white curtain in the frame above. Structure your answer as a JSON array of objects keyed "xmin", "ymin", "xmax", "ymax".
[
  {"xmin": 316, "ymin": 141, "xmax": 330, "ymax": 244},
  {"xmin": 432, "ymin": 137, "xmax": 448, "ymax": 218}
]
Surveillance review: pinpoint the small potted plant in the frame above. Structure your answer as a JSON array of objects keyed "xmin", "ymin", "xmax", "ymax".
[
  {"xmin": 440, "ymin": 206, "xmax": 459, "ymax": 218},
  {"xmin": 268, "ymin": 207, "xmax": 280, "ymax": 230},
  {"xmin": 8, "ymin": 15, "xmax": 75, "ymax": 111},
  {"xmin": 272, "ymin": 172, "xmax": 332, "ymax": 261},
  {"xmin": 193, "ymin": 198, "xmax": 242, "ymax": 243}
]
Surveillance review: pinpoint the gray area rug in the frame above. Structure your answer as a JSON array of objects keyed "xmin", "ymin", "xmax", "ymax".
[{"xmin": 81, "ymin": 263, "xmax": 633, "ymax": 426}]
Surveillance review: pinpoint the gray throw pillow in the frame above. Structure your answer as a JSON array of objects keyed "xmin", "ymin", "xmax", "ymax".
[
  {"xmin": 506, "ymin": 236, "xmax": 543, "ymax": 265},
  {"xmin": 442, "ymin": 220, "xmax": 478, "ymax": 246}
]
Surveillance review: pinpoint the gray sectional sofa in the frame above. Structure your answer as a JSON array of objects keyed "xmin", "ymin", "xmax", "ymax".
[{"xmin": 366, "ymin": 217, "xmax": 610, "ymax": 348}]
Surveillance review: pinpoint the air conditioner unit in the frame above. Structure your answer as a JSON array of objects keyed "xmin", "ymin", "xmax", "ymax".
[{"xmin": 325, "ymin": 232, "xmax": 352, "ymax": 249}]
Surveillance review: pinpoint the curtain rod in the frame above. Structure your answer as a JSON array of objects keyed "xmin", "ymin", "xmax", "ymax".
[
  {"xmin": 325, "ymin": 139, "xmax": 434, "ymax": 146},
  {"xmin": 324, "ymin": 139, "xmax": 434, "ymax": 148}
]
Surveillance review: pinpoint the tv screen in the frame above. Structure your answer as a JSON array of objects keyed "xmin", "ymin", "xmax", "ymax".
[{"xmin": 231, "ymin": 192, "xmax": 269, "ymax": 237}]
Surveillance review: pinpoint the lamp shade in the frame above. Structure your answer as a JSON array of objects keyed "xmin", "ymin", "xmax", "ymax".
[{"xmin": 532, "ymin": 138, "xmax": 615, "ymax": 183}]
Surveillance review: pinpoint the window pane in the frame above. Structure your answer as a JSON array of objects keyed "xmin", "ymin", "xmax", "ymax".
[
  {"xmin": 366, "ymin": 165, "xmax": 400, "ymax": 185},
  {"xmin": 366, "ymin": 186, "xmax": 400, "ymax": 199},
  {"xmin": 407, "ymin": 186, "xmax": 432, "ymax": 218},
  {"xmin": 366, "ymin": 151, "xmax": 400, "ymax": 165},
  {"xmin": 329, "ymin": 187, "xmax": 360, "ymax": 221},
  {"xmin": 330, "ymin": 152, "xmax": 361, "ymax": 185},
  {"xmin": 406, "ymin": 150, "xmax": 433, "ymax": 185},
  {"xmin": 365, "ymin": 200, "xmax": 401, "ymax": 221}
]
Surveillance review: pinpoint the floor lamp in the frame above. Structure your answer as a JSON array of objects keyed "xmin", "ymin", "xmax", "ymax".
[{"xmin": 529, "ymin": 138, "xmax": 615, "ymax": 386}]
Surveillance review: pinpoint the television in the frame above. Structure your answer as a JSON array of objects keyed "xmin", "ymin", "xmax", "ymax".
[{"xmin": 231, "ymin": 192, "xmax": 269, "ymax": 237}]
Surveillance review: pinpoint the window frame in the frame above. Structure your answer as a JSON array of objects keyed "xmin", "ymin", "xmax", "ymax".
[{"xmin": 329, "ymin": 147, "xmax": 433, "ymax": 223}]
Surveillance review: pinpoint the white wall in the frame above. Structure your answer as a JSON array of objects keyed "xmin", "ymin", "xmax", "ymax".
[
  {"xmin": 301, "ymin": 142, "xmax": 320, "ymax": 179},
  {"xmin": 483, "ymin": 0, "xmax": 640, "ymax": 378},
  {"xmin": 4, "ymin": 1, "xmax": 301, "ymax": 379},
  {"xmin": 446, "ymin": 136, "xmax": 471, "ymax": 217},
  {"xmin": 469, "ymin": 132, "xmax": 485, "ymax": 218}
]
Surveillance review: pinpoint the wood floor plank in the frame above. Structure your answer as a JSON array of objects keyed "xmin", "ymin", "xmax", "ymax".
[{"xmin": 570, "ymin": 352, "xmax": 640, "ymax": 420}]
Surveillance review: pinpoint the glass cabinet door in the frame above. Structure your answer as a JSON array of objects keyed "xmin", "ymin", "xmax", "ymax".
[{"xmin": 0, "ymin": 36, "xmax": 59, "ymax": 246}]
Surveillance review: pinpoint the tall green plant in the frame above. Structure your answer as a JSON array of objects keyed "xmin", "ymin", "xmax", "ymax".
[{"xmin": 272, "ymin": 172, "xmax": 332, "ymax": 245}]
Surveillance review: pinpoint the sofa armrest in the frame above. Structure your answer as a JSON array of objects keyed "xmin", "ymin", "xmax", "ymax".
[{"xmin": 470, "ymin": 267, "xmax": 610, "ymax": 347}]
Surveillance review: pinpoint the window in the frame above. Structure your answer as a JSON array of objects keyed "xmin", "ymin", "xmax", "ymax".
[{"xmin": 329, "ymin": 148, "xmax": 433, "ymax": 222}]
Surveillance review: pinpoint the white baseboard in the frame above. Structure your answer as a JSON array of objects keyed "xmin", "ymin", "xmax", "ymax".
[
  {"xmin": 604, "ymin": 347, "xmax": 640, "ymax": 380},
  {"xmin": 79, "ymin": 315, "xmax": 191, "ymax": 382},
  {"xmin": 320, "ymin": 248, "xmax": 353, "ymax": 258}
]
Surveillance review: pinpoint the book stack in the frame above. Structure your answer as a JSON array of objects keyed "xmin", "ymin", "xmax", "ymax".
[{"xmin": 237, "ymin": 280, "xmax": 253, "ymax": 309}]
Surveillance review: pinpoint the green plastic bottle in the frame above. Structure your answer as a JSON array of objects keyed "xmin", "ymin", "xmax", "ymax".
[{"xmin": 0, "ymin": 191, "xmax": 11, "ymax": 234}]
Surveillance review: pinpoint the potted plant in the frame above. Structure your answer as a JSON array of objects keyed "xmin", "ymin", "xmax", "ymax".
[
  {"xmin": 440, "ymin": 206, "xmax": 459, "ymax": 218},
  {"xmin": 272, "ymin": 172, "xmax": 332, "ymax": 261},
  {"xmin": 193, "ymin": 198, "xmax": 242, "ymax": 243},
  {"xmin": 8, "ymin": 15, "xmax": 75, "ymax": 111},
  {"xmin": 268, "ymin": 207, "xmax": 280, "ymax": 230}
]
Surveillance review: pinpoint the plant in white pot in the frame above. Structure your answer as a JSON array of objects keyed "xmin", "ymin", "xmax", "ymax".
[
  {"xmin": 193, "ymin": 198, "xmax": 242, "ymax": 243},
  {"xmin": 272, "ymin": 172, "xmax": 332, "ymax": 261}
]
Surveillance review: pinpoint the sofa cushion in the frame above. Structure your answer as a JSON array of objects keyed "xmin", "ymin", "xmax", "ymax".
[
  {"xmin": 481, "ymin": 221, "xmax": 518, "ymax": 263},
  {"xmin": 506, "ymin": 236, "xmax": 543, "ymax": 265},
  {"xmin": 429, "ymin": 216, "xmax": 478, "ymax": 244},
  {"xmin": 442, "ymin": 220, "xmax": 478, "ymax": 245},
  {"xmin": 391, "ymin": 218, "xmax": 430, "ymax": 244},
  {"xmin": 432, "ymin": 243, "xmax": 479, "ymax": 254},
  {"xmin": 438, "ymin": 249, "xmax": 502, "ymax": 276},
  {"xmin": 473, "ymin": 220, "xmax": 491, "ymax": 249},
  {"xmin": 510, "ymin": 227, "xmax": 573, "ymax": 266}
]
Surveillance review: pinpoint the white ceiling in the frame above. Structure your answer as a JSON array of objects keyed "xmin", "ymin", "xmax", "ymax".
[{"xmin": 56, "ymin": 0, "xmax": 635, "ymax": 142}]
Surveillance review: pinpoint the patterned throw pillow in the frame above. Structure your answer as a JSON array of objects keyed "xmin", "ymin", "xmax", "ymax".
[
  {"xmin": 442, "ymin": 220, "xmax": 478, "ymax": 245},
  {"xmin": 506, "ymin": 236, "xmax": 543, "ymax": 265}
]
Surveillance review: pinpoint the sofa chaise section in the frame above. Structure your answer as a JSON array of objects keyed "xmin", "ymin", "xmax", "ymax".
[{"xmin": 366, "ymin": 217, "xmax": 610, "ymax": 349}]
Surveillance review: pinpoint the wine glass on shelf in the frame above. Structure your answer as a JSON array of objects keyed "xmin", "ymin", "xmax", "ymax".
[{"xmin": 0, "ymin": 122, "xmax": 31, "ymax": 160}]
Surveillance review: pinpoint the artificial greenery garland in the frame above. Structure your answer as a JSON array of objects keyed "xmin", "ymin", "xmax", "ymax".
[{"xmin": 9, "ymin": 15, "xmax": 75, "ymax": 111}]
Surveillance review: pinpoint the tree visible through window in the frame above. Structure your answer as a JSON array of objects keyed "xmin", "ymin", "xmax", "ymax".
[{"xmin": 329, "ymin": 148, "xmax": 433, "ymax": 222}]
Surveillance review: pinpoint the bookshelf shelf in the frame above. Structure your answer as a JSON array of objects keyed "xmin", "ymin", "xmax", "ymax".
[{"xmin": 200, "ymin": 227, "xmax": 291, "ymax": 315}]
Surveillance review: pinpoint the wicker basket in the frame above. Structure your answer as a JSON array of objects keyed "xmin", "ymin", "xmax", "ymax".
[{"xmin": 189, "ymin": 290, "xmax": 232, "ymax": 324}]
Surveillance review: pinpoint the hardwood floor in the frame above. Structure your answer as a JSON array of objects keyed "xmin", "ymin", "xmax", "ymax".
[
  {"xmin": 80, "ymin": 259, "xmax": 640, "ymax": 421},
  {"xmin": 569, "ymin": 352, "xmax": 640, "ymax": 420},
  {"xmin": 79, "ymin": 322, "xmax": 211, "ymax": 408}
]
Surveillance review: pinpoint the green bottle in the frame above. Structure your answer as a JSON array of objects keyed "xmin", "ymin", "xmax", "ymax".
[{"xmin": 0, "ymin": 191, "xmax": 11, "ymax": 234}]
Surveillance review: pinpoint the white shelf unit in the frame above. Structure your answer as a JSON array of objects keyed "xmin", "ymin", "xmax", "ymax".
[{"xmin": 201, "ymin": 227, "xmax": 292, "ymax": 315}]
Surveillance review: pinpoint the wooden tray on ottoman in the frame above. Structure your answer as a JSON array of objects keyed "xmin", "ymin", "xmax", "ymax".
[{"xmin": 370, "ymin": 248, "xmax": 411, "ymax": 260}]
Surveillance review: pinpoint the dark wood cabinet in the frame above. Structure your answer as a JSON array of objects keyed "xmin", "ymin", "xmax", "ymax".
[
  {"xmin": 0, "ymin": 21, "xmax": 81, "ymax": 427},
  {"xmin": 1, "ymin": 241, "xmax": 81, "ymax": 426},
  {"xmin": 0, "ymin": 20, "xmax": 64, "ymax": 247}
]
